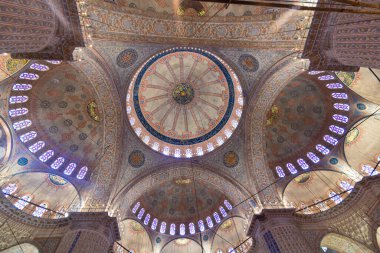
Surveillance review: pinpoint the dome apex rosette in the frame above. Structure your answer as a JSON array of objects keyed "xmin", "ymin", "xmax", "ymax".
[{"xmin": 126, "ymin": 47, "xmax": 243, "ymax": 158}]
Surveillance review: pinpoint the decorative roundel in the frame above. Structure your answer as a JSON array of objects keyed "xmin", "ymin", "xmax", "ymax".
[
  {"xmin": 126, "ymin": 47, "xmax": 244, "ymax": 158},
  {"xmin": 238, "ymin": 54, "xmax": 259, "ymax": 72},
  {"xmin": 330, "ymin": 158, "xmax": 338, "ymax": 165},
  {"xmin": 357, "ymin": 103, "xmax": 366, "ymax": 110},
  {"xmin": 48, "ymin": 174, "xmax": 68, "ymax": 186},
  {"xmin": 117, "ymin": 49, "xmax": 138, "ymax": 68},
  {"xmin": 128, "ymin": 150, "xmax": 145, "ymax": 168},
  {"xmin": 17, "ymin": 157, "xmax": 28, "ymax": 166},
  {"xmin": 223, "ymin": 151, "xmax": 239, "ymax": 168}
]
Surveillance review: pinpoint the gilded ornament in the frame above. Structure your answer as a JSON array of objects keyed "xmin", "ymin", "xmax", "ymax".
[{"xmin": 87, "ymin": 101, "xmax": 101, "ymax": 122}]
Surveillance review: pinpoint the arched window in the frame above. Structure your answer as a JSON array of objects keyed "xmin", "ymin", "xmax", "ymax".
[
  {"xmin": 189, "ymin": 222, "xmax": 195, "ymax": 234},
  {"xmin": 170, "ymin": 223, "xmax": 176, "ymax": 235},
  {"xmin": 197, "ymin": 147, "xmax": 204, "ymax": 156},
  {"xmin": 132, "ymin": 202, "xmax": 140, "ymax": 213},
  {"xmin": 339, "ymin": 181, "xmax": 353, "ymax": 193},
  {"xmin": 14, "ymin": 195, "xmax": 32, "ymax": 210},
  {"xmin": 2, "ymin": 183, "xmax": 17, "ymax": 195},
  {"xmin": 217, "ymin": 137, "xmax": 224, "ymax": 146},
  {"xmin": 198, "ymin": 220, "xmax": 205, "ymax": 232},
  {"xmin": 20, "ymin": 131, "xmax": 37, "ymax": 143},
  {"xmin": 213, "ymin": 212, "xmax": 221, "ymax": 223},
  {"xmin": 151, "ymin": 218, "xmax": 158, "ymax": 230},
  {"xmin": 326, "ymin": 83, "xmax": 343, "ymax": 89},
  {"xmin": 232, "ymin": 119, "xmax": 238, "ymax": 129},
  {"xmin": 32, "ymin": 203, "xmax": 48, "ymax": 217},
  {"xmin": 216, "ymin": 249, "xmax": 223, "ymax": 253},
  {"xmin": 318, "ymin": 75, "xmax": 334, "ymax": 80},
  {"xmin": 46, "ymin": 60, "xmax": 62, "ymax": 64},
  {"xmin": 144, "ymin": 213, "xmax": 150, "ymax": 225},
  {"xmin": 9, "ymin": 108, "xmax": 29, "ymax": 117},
  {"xmin": 315, "ymin": 199, "xmax": 328, "ymax": 211},
  {"xmin": 39, "ymin": 150, "xmax": 54, "ymax": 162},
  {"xmin": 297, "ymin": 159, "xmax": 309, "ymax": 170},
  {"xmin": 329, "ymin": 125, "xmax": 345, "ymax": 135},
  {"xmin": 324, "ymin": 135, "xmax": 338, "ymax": 146},
  {"xmin": 9, "ymin": 95, "xmax": 28, "ymax": 104},
  {"xmin": 316, "ymin": 144, "xmax": 330, "ymax": 155},
  {"xmin": 19, "ymin": 73, "xmax": 39, "ymax": 80},
  {"xmin": 174, "ymin": 148, "xmax": 181, "ymax": 158},
  {"xmin": 76, "ymin": 166, "xmax": 88, "ymax": 179},
  {"xmin": 225, "ymin": 129, "xmax": 232, "ymax": 138},
  {"xmin": 13, "ymin": 119, "xmax": 32, "ymax": 131},
  {"xmin": 329, "ymin": 191, "xmax": 342, "ymax": 204},
  {"xmin": 180, "ymin": 223, "xmax": 185, "ymax": 235},
  {"xmin": 51, "ymin": 157, "xmax": 65, "ymax": 169},
  {"xmin": 276, "ymin": 166, "xmax": 285, "ymax": 177},
  {"xmin": 333, "ymin": 114, "xmax": 349, "ymax": 123},
  {"xmin": 152, "ymin": 142, "xmax": 159, "ymax": 151},
  {"xmin": 30, "ymin": 63, "xmax": 49, "ymax": 71},
  {"xmin": 331, "ymin": 93, "xmax": 348, "ymax": 99},
  {"xmin": 207, "ymin": 142, "xmax": 214, "ymax": 152},
  {"xmin": 219, "ymin": 206, "xmax": 227, "ymax": 217},
  {"xmin": 12, "ymin": 84, "xmax": 32, "ymax": 91},
  {"xmin": 228, "ymin": 248, "xmax": 236, "ymax": 253},
  {"xmin": 308, "ymin": 71, "xmax": 324, "ymax": 75},
  {"xmin": 64, "ymin": 163, "xmax": 76, "ymax": 175},
  {"xmin": 185, "ymin": 148, "xmax": 192, "ymax": 158},
  {"xmin": 162, "ymin": 146, "xmax": 170, "ymax": 155},
  {"xmin": 137, "ymin": 208, "xmax": 145, "ymax": 219},
  {"xmin": 28, "ymin": 141, "xmax": 45, "ymax": 153},
  {"xmin": 224, "ymin": 200, "xmax": 233, "ymax": 210},
  {"xmin": 333, "ymin": 103, "xmax": 350, "ymax": 111},
  {"xmin": 362, "ymin": 164, "xmax": 379, "ymax": 176},
  {"xmin": 206, "ymin": 216, "xmax": 214, "ymax": 228},
  {"xmin": 160, "ymin": 221, "xmax": 167, "ymax": 234},
  {"xmin": 307, "ymin": 152, "xmax": 320, "ymax": 163},
  {"xmin": 286, "ymin": 163, "xmax": 297, "ymax": 174}
]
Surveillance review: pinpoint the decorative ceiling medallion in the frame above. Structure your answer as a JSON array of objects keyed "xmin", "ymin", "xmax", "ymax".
[
  {"xmin": 116, "ymin": 48, "xmax": 138, "ymax": 68},
  {"xmin": 238, "ymin": 54, "xmax": 259, "ymax": 72},
  {"xmin": 49, "ymin": 174, "xmax": 68, "ymax": 186},
  {"xmin": 220, "ymin": 219, "xmax": 233, "ymax": 230},
  {"xmin": 126, "ymin": 47, "xmax": 244, "ymax": 158},
  {"xmin": 223, "ymin": 151, "xmax": 239, "ymax": 168},
  {"xmin": 294, "ymin": 172, "xmax": 311, "ymax": 184},
  {"xmin": 86, "ymin": 101, "xmax": 101, "ymax": 122},
  {"xmin": 128, "ymin": 150, "xmax": 145, "ymax": 168},
  {"xmin": 345, "ymin": 128, "xmax": 359, "ymax": 144}
]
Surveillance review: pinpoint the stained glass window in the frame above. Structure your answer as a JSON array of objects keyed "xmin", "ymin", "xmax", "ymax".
[
  {"xmin": 174, "ymin": 149, "xmax": 181, "ymax": 158},
  {"xmin": 286, "ymin": 163, "xmax": 297, "ymax": 174},
  {"xmin": 219, "ymin": 206, "xmax": 227, "ymax": 217},
  {"xmin": 308, "ymin": 71, "xmax": 324, "ymax": 75},
  {"xmin": 315, "ymin": 199, "xmax": 328, "ymax": 211},
  {"xmin": 137, "ymin": 208, "xmax": 145, "ymax": 219},
  {"xmin": 13, "ymin": 119, "xmax": 32, "ymax": 131},
  {"xmin": 160, "ymin": 221, "xmax": 167, "ymax": 234},
  {"xmin": 332, "ymin": 93, "xmax": 348, "ymax": 99},
  {"xmin": 339, "ymin": 181, "xmax": 353, "ymax": 193},
  {"xmin": 51, "ymin": 157, "xmax": 65, "ymax": 170},
  {"xmin": 189, "ymin": 222, "xmax": 195, "ymax": 234},
  {"xmin": 28, "ymin": 141, "xmax": 45, "ymax": 153},
  {"xmin": 39, "ymin": 150, "xmax": 54, "ymax": 162},
  {"xmin": 46, "ymin": 60, "xmax": 62, "ymax": 64},
  {"xmin": 76, "ymin": 166, "xmax": 88, "ymax": 179},
  {"xmin": 326, "ymin": 83, "xmax": 343, "ymax": 89},
  {"xmin": 334, "ymin": 103, "xmax": 350, "ymax": 111},
  {"xmin": 32, "ymin": 203, "xmax": 48, "ymax": 217},
  {"xmin": 19, "ymin": 73, "xmax": 39, "ymax": 80},
  {"xmin": 318, "ymin": 75, "xmax": 334, "ymax": 81},
  {"xmin": 163, "ymin": 146, "xmax": 170, "ymax": 156},
  {"xmin": 198, "ymin": 220, "xmax": 205, "ymax": 232},
  {"xmin": 329, "ymin": 191, "xmax": 342, "ymax": 204},
  {"xmin": 329, "ymin": 125, "xmax": 345, "ymax": 135},
  {"xmin": 232, "ymin": 119, "xmax": 238, "ymax": 129},
  {"xmin": 152, "ymin": 142, "xmax": 159, "ymax": 151},
  {"xmin": 14, "ymin": 195, "xmax": 32, "ymax": 210},
  {"xmin": 206, "ymin": 216, "xmax": 214, "ymax": 228},
  {"xmin": 217, "ymin": 137, "xmax": 224, "ymax": 146},
  {"xmin": 170, "ymin": 223, "xmax": 176, "ymax": 235},
  {"xmin": 225, "ymin": 129, "xmax": 232, "ymax": 138},
  {"xmin": 9, "ymin": 108, "xmax": 28, "ymax": 117},
  {"xmin": 213, "ymin": 212, "xmax": 221, "ymax": 223},
  {"xmin": 2, "ymin": 184, "xmax": 17, "ymax": 195},
  {"xmin": 316, "ymin": 144, "xmax": 330, "ymax": 155},
  {"xmin": 224, "ymin": 200, "xmax": 233, "ymax": 210},
  {"xmin": 276, "ymin": 166, "xmax": 285, "ymax": 177},
  {"xmin": 307, "ymin": 152, "xmax": 320, "ymax": 163},
  {"xmin": 30, "ymin": 63, "xmax": 49, "ymax": 71},
  {"xmin": 185, "ymin": 149, "xmax": 192, "ymax": 158},
  {"xmin": 180, "ymin": 223, "xmax": 185, "ymax": 235},
  {"xmin": 362, "ymin": 164, "xmax": 379, "ymax": 176},
  {"xmin": 20, "ymin": 131, "xmax": 37, "ymax": 143},
  {"xmin": 9, "ymin": 95, "xmax": 28, "ymax": 104},
  {"xmin": 297, "ymin": 159, "xmax": 309, "ymax": 170},
  {"xmin": 151, "ymin": 218, "xmax": 158, "ymax": 230},
  {"xmin": 144, "ymin": 213, "xmax": 150, "ymax": 225},
  {"xmin": 197, "ymin": 147, "xmax": 204, "ymax": 156},
  {"xmin": 64, "ymin": 163, "xmax": 76, "ymax": 175},
  {"xmin": 333, "ymin": 114, "xmax": 349, "ymax": 123},
  {"xmin": 324, "ymin": 135, "xmax": 338, "ymax": 146},
  {"xmin": 12, "ymin": 84, "xmax": 32, "ymax": 91},
  {"xmin": 207, "ymin": 143, "xmax": 214, "ymax": 152},
  {"xmin": 132, "ymin": 202, "xmax": 140, "ymax": 213}
]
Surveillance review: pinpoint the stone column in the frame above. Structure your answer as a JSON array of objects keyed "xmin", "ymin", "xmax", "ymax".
[
  {"xmin": 248, "ymin": 209, "xmax": 315, "ymax": 253},
  {"xmin": 0, "ymin": 0, "xmax": 84, "ymax": 60},
  {"xmin": 55, "ymin": 212, "xmax": 120, "ymax": 253}
]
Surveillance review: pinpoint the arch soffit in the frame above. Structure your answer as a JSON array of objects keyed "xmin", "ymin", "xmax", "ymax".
[
  {"xmin": 320, "ymin": 232, "xmax": 375, "ymax": 253},
  {"xmin": 244, "ymin": 54, "xmax": 304, "ymax": 205},
  {"xmin": 160, "ymin": 237, "xmax": 202, "ymax": 253},
  {"xmin": 119, "ymin": 218, "xmax": 154, "ymax": 253}
]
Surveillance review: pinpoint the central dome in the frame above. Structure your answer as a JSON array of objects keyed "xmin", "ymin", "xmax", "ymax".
[{"xmin": 127, "ymin": 47, "xmax": 243, "ymax": 158}]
